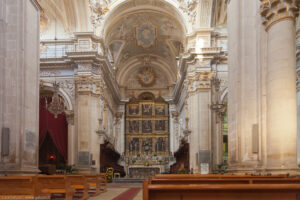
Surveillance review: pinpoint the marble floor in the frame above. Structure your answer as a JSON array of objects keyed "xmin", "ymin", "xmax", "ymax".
[{"xmin": 90, "ymin": 183, "xmax": 143, "ymax": 200}]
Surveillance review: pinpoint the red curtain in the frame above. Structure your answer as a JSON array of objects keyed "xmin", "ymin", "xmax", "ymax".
[{"xmin": 39, "ymin": 97, "xmax": 68, "ymax": 160}]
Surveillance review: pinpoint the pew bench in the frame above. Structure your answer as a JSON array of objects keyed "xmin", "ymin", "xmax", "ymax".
[
  {"xmin": 0, "ymin": 176, "xmax": 50, "ymax": 200},
  {"xmin": 84, "ymin": 174, "xmax": 107, "ymax": 196},
  {"xmin": 149, "ymin": 177, "xmax": 300, "ymax": 185},
  {"xmin": 143, "ymin": 182, "xmax": 300, "ymax": 200},
  {"xmin": 35, "ymin": 175, "xmax": 75, "ymax": 200},
  {"xmin": 66, "ymin": 175, "xmax": 89, "ymax": 200},
  {"xmin": 154, "ymin": 174, "xmax": 288, "ymax": 180}
]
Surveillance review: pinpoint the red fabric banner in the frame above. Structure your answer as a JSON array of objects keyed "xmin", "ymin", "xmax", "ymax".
[{"xmin": 39, "ymin": 97, "xmax": 68, "ymax": 160}]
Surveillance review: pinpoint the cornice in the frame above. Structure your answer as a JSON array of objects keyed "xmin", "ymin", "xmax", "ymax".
[{"xmin": 260, "ymin": 0, "xmax": 300, "ymax": 30}]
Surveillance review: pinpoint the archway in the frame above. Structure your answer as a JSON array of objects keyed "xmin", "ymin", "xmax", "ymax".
[{"xmin": 39, "ymin": 89, "xmax": 68, "ymax": 174}]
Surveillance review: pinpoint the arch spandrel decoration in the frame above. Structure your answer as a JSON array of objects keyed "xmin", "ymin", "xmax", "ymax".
[{"xmin": 125, "ymin": 92, "xmax": 170, "ymax": 167}]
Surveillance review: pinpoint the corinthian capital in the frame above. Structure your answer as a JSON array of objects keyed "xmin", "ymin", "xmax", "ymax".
[
  {"xmin": 186, "ymin": 71, "xmax": 215, "ymax": 94},
  {"xmin": 260, "ymin": 0, "xmax": 300, "ymax": 30},
  {"xmin": 75, "ymin": 75, "xmax": 106, "ymax": 96}
]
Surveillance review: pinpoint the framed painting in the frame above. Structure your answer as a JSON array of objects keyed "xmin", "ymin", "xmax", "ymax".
[
  {"xmin": 128, "ymin": 120, "xmax": 140, "ymax": 133},
  {"xmin": 155, "ymin": 105, "xmax": 166, "ymax": 115},
  {"xmin": 127, "ymin": 104, "xmax": 140, "ymax": 116},
  {"xmin": 142, "ymin": 104, "xmax": 153, "ymax": 116},
  {"xmin": 142, "ymin": 120, "xmax": 152, "ymax": 133},
  {"xmin": 155, "ymin": 120, "xmax": 166, "ymax": 131}
]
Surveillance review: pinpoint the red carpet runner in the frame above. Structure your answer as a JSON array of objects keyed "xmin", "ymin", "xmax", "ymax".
[{"xmin": 112, "ymin": 188, "xmax": 141, "ymax": 200}]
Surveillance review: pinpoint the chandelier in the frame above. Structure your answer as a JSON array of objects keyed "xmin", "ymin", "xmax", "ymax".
[{"xmin": 46, "ymin": 82, "xmax": 65, "ymax": 118}]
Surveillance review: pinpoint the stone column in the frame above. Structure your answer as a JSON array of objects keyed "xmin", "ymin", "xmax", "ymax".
[
  {"xmin": 0, "ymin": 0, "xmax": 40, "ymax": 174},
  {"xmin": 260, "ymin": 0, "xmax": 299, "ymax": 173},
  {"xmin": 186, "ymin": 71, "xmax": 213, "ymax": 174},
  {"xmin": 65, "ymin": 110, "xmax": 75, "ymax": 165},
  {"xmin": 75, "ymin": 64, "xmax": 105, "ymax": 173},
  {"xmin": 227, "ymin": 0, "xmax": 265, "ymax": 173},
  {"xmin": 171, "ymin": 110, "xmax": 179, "ymax": 153}
]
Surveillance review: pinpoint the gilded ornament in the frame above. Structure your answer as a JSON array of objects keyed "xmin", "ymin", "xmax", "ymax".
[{"xmin": 137, "ymin": 67, "xmax": 156, "ymax": 87}]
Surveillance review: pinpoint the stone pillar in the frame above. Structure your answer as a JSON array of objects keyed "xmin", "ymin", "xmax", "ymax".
[
  {"xmin": 75, "ymin": 64, "xmax": 105, "ymax": 173},
  {"xmin": 170, "ymin": 110, "xmax": 179, "ymax": 154},
  {"xmin": 260, "ymin": 0, "xmax": 299, "ymax": 173},
  {"xmin": 186, "ymin": 71, "xmax": 213, "ymax": 174},
  {"xmin": 210, "ymin": 77, "xmax": 226, "ymax": 171},
  {"xmin": 227, "ymin": 0, "xmax": 265, "ymax": 173},
  {"xmin": 66, "ymin": 110, "xmax": 75, "ymax": 165},
  {"xmin": 0, "ymin": 0, "xmax": 40, "ymax": 174}
]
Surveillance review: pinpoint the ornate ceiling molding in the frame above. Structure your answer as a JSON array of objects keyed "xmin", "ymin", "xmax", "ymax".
[
  {"xmin": 89, "ymin": 0, "xmax": 110, "ymax": 27},
  {"xmin": 177, "ymin": 0, "xmax": 198, "ymax": 25},
  {"xmin": 260, "ymin": 0, "xmax": 300, "ymax": 30}
]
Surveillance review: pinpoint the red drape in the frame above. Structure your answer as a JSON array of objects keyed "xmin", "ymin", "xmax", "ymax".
[{"xmin": 39, "ymin": 97, "xmax": 68, "ymax": 160}]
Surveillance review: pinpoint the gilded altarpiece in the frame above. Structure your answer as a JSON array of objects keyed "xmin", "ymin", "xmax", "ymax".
[{"xmin": 125, "ymin": 95, "xmax": 170, "ymax": 173}]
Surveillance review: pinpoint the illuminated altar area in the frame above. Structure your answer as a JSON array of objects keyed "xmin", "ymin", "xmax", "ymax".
[{"xmin": 124, "ymin": 92, "xmax": 174, "ymax": 177}]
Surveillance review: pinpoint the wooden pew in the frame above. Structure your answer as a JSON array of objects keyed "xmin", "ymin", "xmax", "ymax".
[
  {"xmin": 143, "ymin": 181, "xmax": 300, "ymax": 200},
  {"xmin": 84, "ymin": 174, "xmax": 107, "ymax": 196},
  {"xmin": 149, "ymin": 176, "xmax": 300, "ymax": 185},
  {"xmin": 0, "ymin": 176, "xmax": 50, "ymax": 200},
  {"xmin": 66, "ymin": 175, "xmax": 89, "ymax": 200},
  {"xmin": 154, "ymin": 174, "xmax": 288, "ymax": 179},
  {"xmin": 35, "ymin": 175, "xmax": 75, "ymax": 200}
]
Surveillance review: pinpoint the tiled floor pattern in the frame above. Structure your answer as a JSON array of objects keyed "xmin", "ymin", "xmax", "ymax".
[{"xmin": 90, "ymin": 183, "xmax": 143, "ymax": 200}]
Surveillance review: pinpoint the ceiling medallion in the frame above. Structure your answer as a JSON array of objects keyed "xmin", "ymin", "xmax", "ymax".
[
  {"xmin": 135, "ymin": 22, "xmax": 157, "ymax": 49},
  {"xmin": 137, "ymin": 66, "xmax": 156, "ymax": 87}
]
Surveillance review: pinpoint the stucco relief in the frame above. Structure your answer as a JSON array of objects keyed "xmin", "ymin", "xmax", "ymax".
[
  {"xmin": 89, "ymin": 0, "xmax": 109, "ymax": 27},
  {"xmin": 106, "ymin": 12, "xmax": 182, "ymax": 65},
  {"xmin": 177, "ymin": 0, "xmax": 198, "ymax": 25}
]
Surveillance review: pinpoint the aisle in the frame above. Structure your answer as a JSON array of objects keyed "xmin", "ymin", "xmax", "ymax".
[{"xmin": 90, "ymin": 183, "xmax": 142, "ymax": 200}]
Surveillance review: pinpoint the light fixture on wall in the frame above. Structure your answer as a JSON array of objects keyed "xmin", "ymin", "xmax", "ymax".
[{"xmin": 46, "ymin": 82, "xmax": 65, "ymax": 118}]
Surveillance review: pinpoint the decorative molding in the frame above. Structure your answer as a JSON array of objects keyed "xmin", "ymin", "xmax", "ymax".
[
  {"xmin": 137, "ymin": 66, "xmax": 157, "ymax": 87},
  {"xmin": 178, "ymin": 0, "xmax": 198, "ymax": 25},
  {"xmin": 75, "ymin": 75, "xmax": 106, "ymax": 96},
  {"xmin": 65, "ymin": 110, "xmax": 74, "ymax": 125},
  {"xmin": 89, "ymin": 0, "xmax": 109, "ymax": 27},
  {"xmin": 260, "ymin": 0, "xmax": 300, "ymax": 30},
  {"xmin": 186, "ymin": 71, "xmax": 215, "ymax": 94}
]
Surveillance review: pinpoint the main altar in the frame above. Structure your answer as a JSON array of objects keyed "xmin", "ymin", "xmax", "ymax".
[{"xmin": 124, "ymin": 92, "xmax": 173, "ymax": 178}]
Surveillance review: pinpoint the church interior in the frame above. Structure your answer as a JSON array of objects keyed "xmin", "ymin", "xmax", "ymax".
[{"xmin": 1, "ymin": 0, "xmax": 300, "ymax": 199}]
